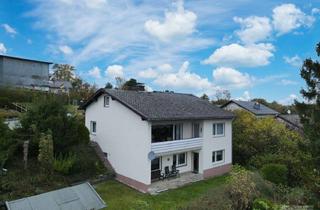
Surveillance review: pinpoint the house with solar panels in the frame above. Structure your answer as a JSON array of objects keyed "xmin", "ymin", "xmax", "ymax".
[
  {"xmin": 81, "ymin": 89, "xmax": 234, "ymax": 193},
  {"xmin": 221, "ymin": 100, "xmax": 279, "ymax": 117}
]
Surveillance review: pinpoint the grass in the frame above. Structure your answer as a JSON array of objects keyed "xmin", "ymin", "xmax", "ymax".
[{"xmin": 95, "ymin": 175, "xmax": 229, "ymax": 210}]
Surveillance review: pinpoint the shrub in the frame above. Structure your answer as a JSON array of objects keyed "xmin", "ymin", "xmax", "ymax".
[
  {"xmin": 53, "ymin": 152, "xmax": 76, "ymax": 175},
  {"xmin": 253, "ymin": 198, "xmax": 277, "ymax": 210},
  {"xmin": 227, "ymin": 166, "xmax": 257, "ymax": 210},
  {"xmin": 261, "ymin": 164, "xmax": 288, "ymax": 185},
  {"xmin": 20, "ymin": 97, "xmax": 90, "ymax": 154},
  {"xmin": 38, "ymin": 131, "xmax": 54, "ymax": 173}
]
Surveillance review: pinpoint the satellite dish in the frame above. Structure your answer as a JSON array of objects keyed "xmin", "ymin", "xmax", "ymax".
[{"xmin": 148, "ymin": 151, "xmax": 156, "ymax": 160}]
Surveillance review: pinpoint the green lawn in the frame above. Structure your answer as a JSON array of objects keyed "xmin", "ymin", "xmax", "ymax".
[{"xmin": 95, "ymin": 175, "xmax": 229, "ymax": 210}]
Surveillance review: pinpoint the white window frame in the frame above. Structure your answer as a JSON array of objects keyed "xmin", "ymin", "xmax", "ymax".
[
  {"xmin": 173, "ymin": 152, "xmax": 187, "ymax": 167},
  {"xmin": 104, "ymin": 95, "xmax": 110, "ymax": 107},
  {"xmin": 90, "ymin": 121, "xmax": 97, "ymax": 134},
  {"xmin": 212, "ymin": 123, "xmax": 225, "ymax": 137},
  {"xmin": 212, "ymin": 150, "xmax": 225, "ymax": 164}
]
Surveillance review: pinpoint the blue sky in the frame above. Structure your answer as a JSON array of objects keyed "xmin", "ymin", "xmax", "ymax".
[{"xmin": 0, "ymin": 0, "xmax": 319, "ymax": 104}]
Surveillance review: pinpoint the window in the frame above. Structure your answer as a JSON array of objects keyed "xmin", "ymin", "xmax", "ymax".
[
  {"xmin": 90, "ymin": 121, "xmax": 96, "ymax": 134},
  {"xmin": 192, "ymin": 123, "xmax": 200, "ymax": 138},
  {"xmin": 151, "ymin": 157, "xmax": 160, "ymax": 171},
  {"xmin": 173, "ymin": 153, "xmax": 187, "ymax": 167},
  {"xmin": 152, "ymin": 124, "xmax": 173, "ymax": 143},
  {"xmin": 213, "ymin": 123, "xmax": 224, "ymax": 136},
  {"xmin": 174, "ymin": 124, "xmax": 183, "ymax": 140},
  {"xmin": 104, "ymin": 96, "xmax": 110, "ymax": 107},
  {"xmin": 212, "ymin": 150, "xmax": 224, "ymax": 163}
]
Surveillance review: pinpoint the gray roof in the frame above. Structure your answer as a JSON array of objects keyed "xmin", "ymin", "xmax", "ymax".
[
  {"xmin": 222, "ymin": 100, "xmax": 279, "ymax": 116},
  {"xmin": 0, "ymin": 54, "xmax": 52, "ymax": 64},
  {"xmin": 5, "ymin": 182, "xmax": 106, "ymax": 210},
  {"xmin": 82, "ymin": 89, "xmax": 234, "ymax": 121},
  {"xmin": 277, "ymin": 114, "xmax": 302, "ymax": 128}
]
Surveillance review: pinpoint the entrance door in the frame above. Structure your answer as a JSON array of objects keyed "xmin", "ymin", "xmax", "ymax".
[{"xmin": 193, "ymin": 152, "xmax": 199, "ymax": 173}]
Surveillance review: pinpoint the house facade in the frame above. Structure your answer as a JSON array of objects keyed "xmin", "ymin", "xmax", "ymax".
[
  {"xmin": 0, "ymin": 55, "xmax": 51, "ymax": 90},
  {"xmin": 82, "ymin": 89, "xmax": 234, "ymax": 193}
]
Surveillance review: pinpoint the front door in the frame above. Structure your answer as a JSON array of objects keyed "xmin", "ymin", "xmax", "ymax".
[{"xmin": 193, "ymin": 152, "xmax": 199, "ymax": 173}]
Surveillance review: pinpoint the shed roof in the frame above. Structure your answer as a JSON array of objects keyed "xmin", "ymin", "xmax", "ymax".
[
  {"xmin": 221, "ymin": 100, "xmax": 279, "ymax": 116},
  {"xmin": 5, "ymin": 182, "xmax": 106, "ymax": 210},
  {"xmin": 81, "ymin": 89, "xmax": 234, "ymax": 121},
  {"xmin": 0, "ymin": 54, "xmax": 52, "ymax": 64}
]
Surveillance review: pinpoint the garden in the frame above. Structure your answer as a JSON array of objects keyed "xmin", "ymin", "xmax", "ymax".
[{"xmin": 0, "ymin": 95, "xmax": 112, "ymax": 201}]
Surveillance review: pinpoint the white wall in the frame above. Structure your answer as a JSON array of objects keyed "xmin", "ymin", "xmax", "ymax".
[
  {"xmin": 85, "ymin": 94, "xmax": 152, "ymax": 185},
  {"xmin": 160, "ymin": 152, "xmax": 192, "ymax": 173},
  {"xmin": 201, "ymin": 120, "xmax": 233, "ymax": 171},
  {"xmin": 224, "ymin": 103, "xmax": 244, "ymax": 112}
]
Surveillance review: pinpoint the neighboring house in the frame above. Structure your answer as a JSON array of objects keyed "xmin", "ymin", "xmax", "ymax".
[
  {"xmin": 81, "ymin": 89, "xmax": 234, "ymax": 193},
  {"xmin": 0, "ymin": 55, "xmax": 52, "ymax": 91},
  {"xmin": 276, "ymin": 114, "xmax": 303, "ymax": 133},
  {"xmin": 221, "ymin": 100, "xmax": 279, "ymax": 117},
  {"xmin": 49, "ymin": 80, "xmax": 73, "ymax": 94},
  {"xmin": 3, "ymin": 182, "xmax": 106, "ymax": 210}
]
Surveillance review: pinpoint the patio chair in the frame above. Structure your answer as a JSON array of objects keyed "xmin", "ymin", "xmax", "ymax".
[
  {"xmin": 160, "ymin": 166, "xmax": 171, "ymax": 180},
  {"xmin": 171, "ymin": 165, "xmax": 180, "ymax": 177}
]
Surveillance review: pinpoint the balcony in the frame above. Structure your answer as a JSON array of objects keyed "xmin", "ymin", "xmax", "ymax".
[{"xmin": 151, "ymin": 138, "xmax": 203, "ymax": 156}]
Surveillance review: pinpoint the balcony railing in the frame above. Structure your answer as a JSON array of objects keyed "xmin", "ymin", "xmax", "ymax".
[{"xmin": 151, "ymin": 138, "xmax": 203, "ymax": 155}]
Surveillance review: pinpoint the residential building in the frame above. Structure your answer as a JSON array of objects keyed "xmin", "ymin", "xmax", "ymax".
[
  {"xmin": 82, "ymin": 89, "xmax": 234, "ymax": 193},
  {"xmin": 0, "ymin": 55, "xmax": 51, "ymax": 91},
  {"xmin": 221, "ymin": 100, "xmax": 279, "ymax": 117},
  {"xmin": 276, "ymin": 114, "xmax": 303, "ymax": 133}
]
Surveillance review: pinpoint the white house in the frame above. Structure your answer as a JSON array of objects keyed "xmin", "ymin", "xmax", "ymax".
[{"xmin": 82, "ymin": 89, "xmax": 234, "ymax": 193}]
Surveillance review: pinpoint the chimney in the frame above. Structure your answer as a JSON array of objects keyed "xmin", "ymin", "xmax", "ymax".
[{"xmin": 253, "ymin": 102, "xmax": 260, "ymax": 110}]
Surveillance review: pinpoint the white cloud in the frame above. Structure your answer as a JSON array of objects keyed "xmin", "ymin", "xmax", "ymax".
[
  {"xmin": 154, "ymin": 61, "xmax": 213, "ymax": 90},
  {"xmin": 88, "ymin": 66, "xmax": 101, "ymax": 79},
  {"xmin": 58, "ymin": 45, "xmax": 73, "ymax": 55},
  {"xmin": 1, "ymin": 24, "xmax": 17, "ymax": 35},
  {"xmin": 212, "ymin": 67, "xmax": 254, "ymax": 89},
  {"xmin": 105, "ymin": 65, "xmax": 124, "ymax": 78},
  {"xmin": 138, "ymin": 68, "xmax": 158, "ymax": 79},
  {"xmin": 280, "ymin": 79, "xmax": 298, "ymax": 86},
  {"xmin": 283, "ymin": 55, "xmax": 302, "ymax": 67},
  {"xmin": 236, "ymin": 90, "xmax": 251, "ymax": 101},
  {"xmin": 272, "ymin": 4, "xmax": 315, "ymax": 35},
  {"xmin": 204, "ymin": 43, "xmax": 275, "ymax": 67},
  {"xmin": 158, "ymin": 63, "xmax": 173, "ymax": 72},
  {"xmin": 144, "ymin": 0, "xmax": 197, "ymax": 41},
  {"xmin": 278, "ymin": 94, "xmax": 298, "ymax": 105},
  {"xmin": 234, "ymin": 16, "xmax": 272, "ymax": 44},
  {"xmin": 312, "ymin": 8, "xmax": 320, "ymax": 15},
  {"xmin": 0, "ymin": 43, "xmax": 7, "ymax": 54}
]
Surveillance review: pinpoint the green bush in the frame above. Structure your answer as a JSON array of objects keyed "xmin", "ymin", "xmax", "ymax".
[
  {"xmin": 20, "ymin": 97, "xmax": 89, "ymax": 154},
  {"xmin": 227, "ymin": 165, "xmax": 257, "ymax": 210},
  {"xmin": 53, "ymin": 152, "xmax": 76, "ymax": 175},
  {"xmin": 253, "ymin": 198, "xmax": 277, "ymax": 210},
  {"xmin": 261, "ymin": 164, "xmax": 288, "ymax": 185},
  {"xmin": 38, "ymin": 131, "xmax": 54, "ymax": 173}
]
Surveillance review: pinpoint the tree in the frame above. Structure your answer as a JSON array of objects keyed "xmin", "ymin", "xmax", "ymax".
[
  {"xmin": 232, "ymin": 110, "xmax": 312, "ymax": 186},
  {"xmin": 200, "ymin": 94, "xmax": 209, "ymax": 101},
  {"xmin": 212, "ymin": 89, "xmax": 231, "ymax": 105},
  {"xmin": 20, "ymin": 97, "xmax": 89, "ymax": 154},
  {"xmin": 122, "ymin": 78, "xmax": 145, "ymax": 91},
  {"xmin": 38, "ymin": 131, "xmax": 54, "ymax": 173},
  {"xmin": 295, "ymin": 42, "xmax": 320, "ymax": 168},
  {"xmin": 115, "ymin": 77, "xmax": 125, "ymax": 89},
  {"xmin": 0, "ymin": 118, "xmax": 15, "ymax": 170},
  {"xmin": 105, "ymin": 82, "xmax": 113, "ymax": 89},
  {"xmin": 115, "ymin": 78, "xmax": 145, "ymax": 91},
  {"xmin": 50, "ymin": 64, "xmax": 75, "ymax": 82}
]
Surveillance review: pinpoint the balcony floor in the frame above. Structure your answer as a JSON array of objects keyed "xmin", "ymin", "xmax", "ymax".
[{"xmin": 148, "ymin": 172, "xmax": 203, "ymax": 195}]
